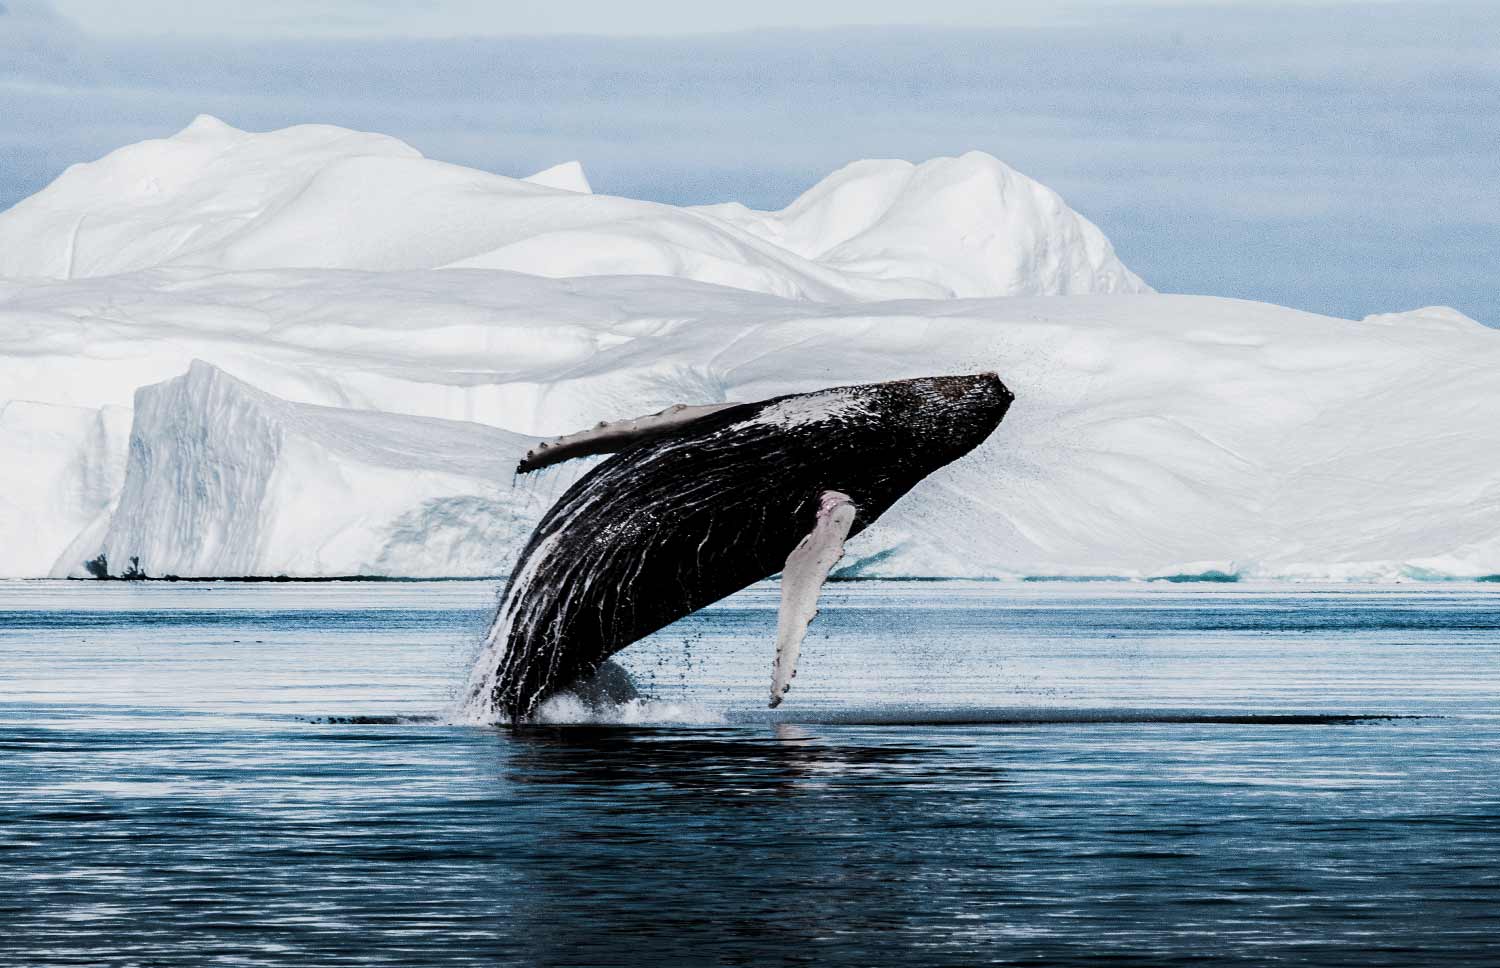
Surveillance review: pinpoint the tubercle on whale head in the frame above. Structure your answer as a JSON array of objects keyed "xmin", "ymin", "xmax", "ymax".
[
  {"xmin": 906, "ymin": 371, "xmax": 1013, "ymax": 408},
  {"xmin": 937, "ymin": 372, "xmax": 1012, "ymax": 445},
  {"xmin": 908, "ymin": 371, "xmax": 1013, "ymax": 414},
  {"xmin": 832, "ymin": 372, "xmax": 1014, "ymax": 467}
]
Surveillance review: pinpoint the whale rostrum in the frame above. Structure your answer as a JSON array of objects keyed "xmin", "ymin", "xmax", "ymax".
[{"xmin": 462, "ymin": 374, "xmax": 1014, "ymax": 723}]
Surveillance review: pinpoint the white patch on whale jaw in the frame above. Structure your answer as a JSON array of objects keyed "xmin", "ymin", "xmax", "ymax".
[{"xmin": 744, "ymin": 390, "xmax": 871, "ymax": 431}]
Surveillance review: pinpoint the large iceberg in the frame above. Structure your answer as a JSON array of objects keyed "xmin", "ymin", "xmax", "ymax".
[
  {"xmin": 0, "ymin": 116, "xmax": 1144, "ymax": 301},
  {"xmin": 1, "ymin": 119, "xmax": 1497, "ymax": 581}
]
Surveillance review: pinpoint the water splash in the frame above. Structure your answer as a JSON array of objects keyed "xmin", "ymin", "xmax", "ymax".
[{"xmin": 530, "ymin": 694, "xmax": 727, "ymax": 726}]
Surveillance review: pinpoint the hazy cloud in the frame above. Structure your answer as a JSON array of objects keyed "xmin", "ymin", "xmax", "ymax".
[{"xmin": 38, "ymin": 0, "xmax": 1381, "ymax": 39}]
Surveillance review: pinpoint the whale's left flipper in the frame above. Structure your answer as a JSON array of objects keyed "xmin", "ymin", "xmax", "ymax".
[{"xmin": 770, "ymin": 491, "xmax": 857, "ymax": 708}]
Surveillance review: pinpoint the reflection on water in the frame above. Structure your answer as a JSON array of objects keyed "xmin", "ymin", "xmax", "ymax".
[{"xmin": 1, "ymin": 580, "xmax": 1497, "ymax": 966}]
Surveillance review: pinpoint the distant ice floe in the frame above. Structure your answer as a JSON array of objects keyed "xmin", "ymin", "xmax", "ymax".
[{"xmin": 0, "ymin": 118, "xmax": 1496, "ymax": 581}]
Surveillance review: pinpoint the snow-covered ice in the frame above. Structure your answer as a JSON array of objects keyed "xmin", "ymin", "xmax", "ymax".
[
  {"xmin": 0, "ymin": 118, "xmax": 1497, "ymax": 581},
  {"xmin": 695, "ymin": 153, "xmax": 1148, "ymax": 297},
  {"xmin": 0, "ymin": 117, "xmax": 1141, "ymax": 301}
]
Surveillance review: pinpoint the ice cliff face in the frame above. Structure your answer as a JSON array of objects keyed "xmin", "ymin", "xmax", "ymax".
[
  {"xmin": 0, "ymin": 400, "xmax": 128, "ymax": 578},
  {"xmin": 92, "ymin": 362, "xmax": 560, "ymax": 578},
  {"xmin": 0, "ymin": 120, "xmax": 1495, "ymax": 581}
]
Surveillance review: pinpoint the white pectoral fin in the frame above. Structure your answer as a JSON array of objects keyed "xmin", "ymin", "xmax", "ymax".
[
  {"xmin": 770, "ymin": 490, "xmax": 857, "ymax": 708},
  {"xmin": 517, "ymin": 402, "xmax": 738, "ymax": 474}
]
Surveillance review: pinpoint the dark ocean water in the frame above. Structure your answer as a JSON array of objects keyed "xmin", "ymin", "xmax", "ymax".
[{"xmin": 1, "ymin": 580, "xmax": 1497, "ymax": 967}]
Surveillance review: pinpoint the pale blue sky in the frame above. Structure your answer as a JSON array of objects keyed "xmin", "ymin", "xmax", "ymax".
[{"xmin": 3, "ymin": 0, "xmax": 1496, "ymax": 324}]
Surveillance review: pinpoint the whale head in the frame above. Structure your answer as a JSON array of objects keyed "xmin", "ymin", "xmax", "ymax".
[{"xmin": 734, "ymin": 373, "xmax": 1013, "ymax": 506}]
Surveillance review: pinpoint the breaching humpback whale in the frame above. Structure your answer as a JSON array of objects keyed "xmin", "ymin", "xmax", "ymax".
[{"xmin": 463, "ymin": 374, "xmax": 1013, "ymax": 723}]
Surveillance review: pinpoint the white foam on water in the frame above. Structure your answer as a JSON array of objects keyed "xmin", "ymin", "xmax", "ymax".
[{"xmin": 530, "ymin": 694, "xmax": 728, "ymax": 726}]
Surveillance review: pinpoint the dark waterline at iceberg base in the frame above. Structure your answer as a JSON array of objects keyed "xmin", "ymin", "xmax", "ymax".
[{"xmin": 1, "ymin": 581, "xmax": 1497, "ymax": 967}]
